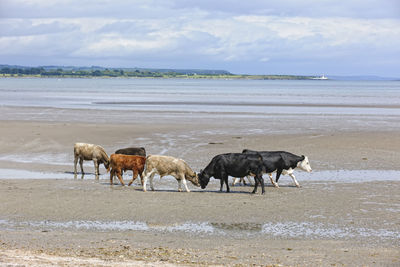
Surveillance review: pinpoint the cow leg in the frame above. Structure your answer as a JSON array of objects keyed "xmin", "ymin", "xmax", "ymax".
[
  {"xmin": 142, "ymin": 172, "xmax": 148, "ymax": 192},
  {"xmin": 142, "ymin": 168, "xmax": 156, "ymax": 192},
  {"xmin": 116, "ymin": 170, "xmax": 125, "ymax": 186},
  {"xmin": 79, "ymin": 158, "xmax": 84, "ymax": 179},
  {"xmin": 178, "ymin": 174, "xmax": 190, "ymax": 192},
  {"xmin": 259, "ymin": 175, "xmax": 265, "ymax": 195},
  {"xmin": 289, "ymin": 173, "xmax": 301, "ymax": 188},
  {"xmin": 232, "ymin": 177, "xmax": 238, "ymax": 186},
  {"xmin": 182, "ymin": 178, "xmax": 190, "ymax": 192},
  {"xmin": 275, "ymin": 169, "xmax": 283, "ymax": 187},
  {"xmin": 178, "ymin": 179, "xmax": 183, "ymax": 192},
  {"xmin": 245, "ymin": 175, "xmax": 253, "ymax": 186},
  {"xmin": 74, "ymin": 155, "xmax": 78, "ymax": 179},
  {"xmin": 139, "ymin": 172, "xmax": 144, "ymax": 186},
  {"xmin": 252, "ymin": 176, "xmax": 259, "ymax": 194},
  {"xmin": 110, "ymin": 169, "xmax": 114, "ymax": 185},
  {"xmin": 219, "ymin": 179, "xmax": 224, "ymax": 192},
  {"xmin": 225, "ymin": 178, "xmax": 230, "ymax": 192},
  {"xmin": 269, "ymin": 173, "xmax": 279, "ymax": 188},
  {"xmin": 149, "ymin": 173, "xmax": 156, "ymax": 191},
  {"xmin": 221, "ymin": 174, "xmax": 230, "ymax": 193},
  {"xmin": 93, "ymin": 159, "xmax": 99, "ymax": 180},
  {"xmin": 128, "ymin": 169, "xmax": 139, "ymax": 186}
]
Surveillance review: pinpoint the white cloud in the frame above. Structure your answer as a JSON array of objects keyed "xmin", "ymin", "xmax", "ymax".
[{"xmin": 0, "ymin": 0, "xmax": 399, "ymax": 75}]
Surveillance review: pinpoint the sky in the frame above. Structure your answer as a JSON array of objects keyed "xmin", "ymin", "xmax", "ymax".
[{"xmin": 0, "ymin": 0, "xmax": 399, "ymax": 76}]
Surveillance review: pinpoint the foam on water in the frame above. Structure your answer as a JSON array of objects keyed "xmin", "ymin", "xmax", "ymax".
[{"xmin": 261, "ymin": 221, "xmax": 400, "ymax": 240}]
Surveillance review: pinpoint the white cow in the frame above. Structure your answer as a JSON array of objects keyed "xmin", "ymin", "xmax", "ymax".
[
  {"xmin": 142, "ymin": 155, "xmax": 199, "ymax": 192},
  {"xmin": 74, "ymin": 143, "xmax": 109, "ymax": 179}
]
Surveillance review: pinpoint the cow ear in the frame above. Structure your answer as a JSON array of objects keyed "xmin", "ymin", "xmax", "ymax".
[{"xmin": 301, "ymin": 155, "xmax": 305, "ymax": 160}]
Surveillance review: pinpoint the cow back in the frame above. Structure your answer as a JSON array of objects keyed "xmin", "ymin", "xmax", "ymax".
[{"xmin": 115, "ymin": 147, "xmax": 146, "ymax": 157}]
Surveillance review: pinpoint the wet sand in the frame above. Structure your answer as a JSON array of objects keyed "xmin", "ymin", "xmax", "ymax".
[{"xmin": 1, "ymin": 105, "xmax": 400, "ymax": 266}]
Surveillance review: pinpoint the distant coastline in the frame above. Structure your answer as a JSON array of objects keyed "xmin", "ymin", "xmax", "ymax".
[
  {"xmin": 1, "ymin": 64, "xmax": 398, "ymax": 80},
  {"xmin": 0, "ymin": 64, "xmax": 314, "ymax": 80}
]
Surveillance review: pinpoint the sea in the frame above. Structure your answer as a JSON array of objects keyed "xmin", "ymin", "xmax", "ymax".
[{"xmin": 1, "ymin": 78, "xmax": 400, "ymax": 117}]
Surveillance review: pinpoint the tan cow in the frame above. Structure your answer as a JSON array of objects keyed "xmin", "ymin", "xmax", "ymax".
[
  {"xmin": 142, "ymin": 155, "xmax": 200, "ymax": 192},
  {"xmin": 74, "ymin": 143, "xmax": 109, "ymax": 179},
  {"xmin": 109, "ymin": 154, "xmax": 146, "ymax": 186}
]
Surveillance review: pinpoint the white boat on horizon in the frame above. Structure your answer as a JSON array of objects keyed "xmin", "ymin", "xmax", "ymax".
[{"xmin": 312, "ymin": 74, "xmax": 328, "ymax": 80}]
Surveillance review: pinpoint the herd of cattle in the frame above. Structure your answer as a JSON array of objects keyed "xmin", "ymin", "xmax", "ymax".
[{"xmin": 73, "ymin": 142, "xmax": 312, "ymax": 194}]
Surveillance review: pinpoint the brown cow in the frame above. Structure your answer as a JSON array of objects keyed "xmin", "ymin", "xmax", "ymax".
[
  {"xmin": 109, "ymin": 154, "xmax": 146, "ymax": 186},
  {"xmin": 142, "ymin": 155, "xmax": 199, "ymax": 192}
]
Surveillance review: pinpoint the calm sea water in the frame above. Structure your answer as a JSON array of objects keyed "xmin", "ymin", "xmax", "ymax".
[{"xmin": 1, "ymin": 78, "xmax": 400, "ymax": 116}]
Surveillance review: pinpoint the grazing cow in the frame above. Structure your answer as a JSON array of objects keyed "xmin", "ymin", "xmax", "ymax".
[
  {"xmin": 74, "ymin": 143, "xmax": 109, "ymax": 179},
  {"xmin": 115, "ymin": 147, "xmax": 146, "ymax": 157},
  {"xmin": 142, "ymin": 155, "xmax": 199, "ymax": 192},
  {"xmin": 109, "ymin": 154, "xmax": 146, "ymax": 186},
  {"xmin": 242, "ymin": 149, "xmax": 312, "ymax": 188},
  {"xmin": 198, "ymin": 153, "xmax": 265, "ymax": 193}
]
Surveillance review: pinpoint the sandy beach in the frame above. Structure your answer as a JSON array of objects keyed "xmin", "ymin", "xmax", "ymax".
[
  {"xmin": 1, "ymin": 76, "xmax": 400, "ymax": 267},
  {"xmin": 1, "ymin": 101, "xmax": 400, "ymax": 266}
]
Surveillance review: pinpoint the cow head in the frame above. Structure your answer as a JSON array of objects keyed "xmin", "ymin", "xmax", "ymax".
[
  {"xmin": 297, "ymin": 156, "xmax": 312, "ymax": 172},
  {"xmin": 198, "ymin": 169, "xmax": 210, "ymax": 189},
  {"xmin": 186, "ymin": 172, "xmax": 200, "ymax": 187},
  {"xmin": 103, "ymin": 160, "xmax": 110, "ymax": 172}
]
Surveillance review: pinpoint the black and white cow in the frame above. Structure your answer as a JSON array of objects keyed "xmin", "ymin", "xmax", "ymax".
[
  {"xmin": 240, "ymin": 149, "xmax": 312, "ymax": 188},
  {"xmin": 198, "ymin": 153, "xmax": 266, "ymax": 194}
]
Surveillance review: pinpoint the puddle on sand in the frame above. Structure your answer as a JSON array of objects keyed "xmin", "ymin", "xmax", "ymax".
[
  {"xmin": 0, "ymin": 219, "xmax": 398, "ymax": 241},
  {"xmin": 0, "ymin": 169, "xmax": 109, "ymax": 179}
]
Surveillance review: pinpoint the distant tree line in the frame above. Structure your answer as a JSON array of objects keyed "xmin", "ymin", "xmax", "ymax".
[{"xmin": 0, "ymin": 67, "xmax": 167, "ymax": 77}]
